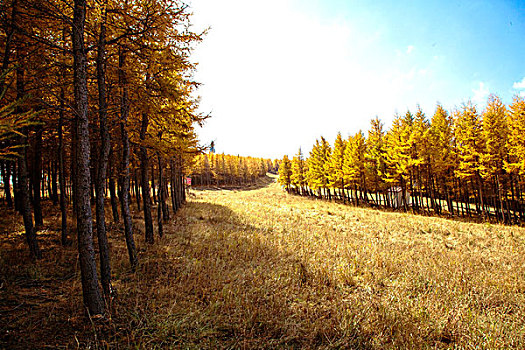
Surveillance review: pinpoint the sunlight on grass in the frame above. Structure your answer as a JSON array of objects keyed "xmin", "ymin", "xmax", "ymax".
[{"xmin": 111, "ymin": 175, "xmax": 525, "ymax": 348}]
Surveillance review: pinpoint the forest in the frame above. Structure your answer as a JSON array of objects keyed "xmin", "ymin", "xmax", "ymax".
[
  {"xmin": 0, "ymin": 0, "xmax": 208, "ymax": 317},
  {"xmin": 1, "ymin": 0, "xmax": 525, "ymax": 348},
  {"xmin": 279, "ymin": 96, "xmax": 525, "ymax": 224}
]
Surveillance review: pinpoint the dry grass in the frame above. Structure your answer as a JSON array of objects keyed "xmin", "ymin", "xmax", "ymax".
[{"xmin": 1, "ymin": 175, "xmax": 525, "ymax": 348}]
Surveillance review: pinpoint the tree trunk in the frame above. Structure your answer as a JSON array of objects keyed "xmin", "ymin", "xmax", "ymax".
[
  {"xmin": 151, "ymin": 162, "xmax": 157, "ymax": 204},
  {"xmin": 134, "ymin": 168, "xmax": 141, "ymax": 211},
  {"xmin": 108, "ymin": 147, "xmax": 119, "ymax": 223},
  {"xmin": 32, "ymin": 123, "xmax": 43, "ymax": 228},
  {"xmin": 158, "ymin": 153, "xmax": 169, "ymax": 221},
  {"xmin": 51, "ymin": 158, "xmax": 58, "ymax": 204},
  {"xmin": 58, "ymin": 82, "xmax": 68, "ymax": 245},
  {"xmin": 95, "ymin": 12, "xmax": 112, "ymax": 298},
  {"xmin": 140, "ymin": 112, "xmax": 154, "ymax": 244},
  {"xmin": 118, "ymin": 47, "xmax": 138, "ymax": 269},
  {"xmin": 72, "ymin": 0, "xmax": 104, "ymax": 315}
]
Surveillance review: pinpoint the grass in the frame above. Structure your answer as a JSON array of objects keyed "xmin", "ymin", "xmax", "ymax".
[{"xmin": 1, "ymin": 174, "xmax": 525, "ymax": 348}]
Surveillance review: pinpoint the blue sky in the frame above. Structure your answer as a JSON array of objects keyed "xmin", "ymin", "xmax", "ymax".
[{"xmin": 188, "ymin": 0, "xmax": 525, "ymax": 159}]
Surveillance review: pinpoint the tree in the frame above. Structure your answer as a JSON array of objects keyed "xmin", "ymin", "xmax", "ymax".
[
  {"xmin": 343, "ymin": 131, "xmax": 366, "ymax": 206},
  {"xmin": 454, "ymin": 102, "xmax": 486, "ymax": 218},
  {"xmin": 278, "ymin": 155, "xmax": 292, "ymax": 191},
  {"xmin": 366, "ymin": 117, "xmax": 386, "ymax": 205},
  {"xmin": 291, "ymin": 148, "xmax": 307, "ymax": 194},
  {"xmin": 429, "ymin": 103, "xmax": 454, "ymax": 214},
  {"xmin": 327, "ymin": 132, "xmax": 346, "ymax": 202},
  {"xmin": 72, "ymin": 0, "xmax": 104, "ymax": 316},
  {"xmin": 482, "ymin": 94, "xmax": 508, "ymax": 222}
]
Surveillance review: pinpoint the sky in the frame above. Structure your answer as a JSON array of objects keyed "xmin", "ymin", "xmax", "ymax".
[{"xmin": 187, "ymin": 0, "xmax": 525, "ymax": 160}]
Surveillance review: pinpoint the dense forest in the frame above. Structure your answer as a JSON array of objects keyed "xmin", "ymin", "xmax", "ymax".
[
  {"xmin": 279, "ymin": 96, "xmax": 525, "ymax": 224},
  {"xmin": 189, "ymin": 153, "xmax": 275, "ymax": 187},
  {"xmin": 0, "ymin": 0, "xmax": 205, "ymax": 316}
]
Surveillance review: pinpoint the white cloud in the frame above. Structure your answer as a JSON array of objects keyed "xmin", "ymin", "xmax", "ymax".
[
  {"xmin": 472, "ymin": 82, "xmax": 489, "ymax": 107},
  {"xmin": 406, "ymin": 45, "xmax": 415, "ymax": 54},
  {"xmin": 513, "ymin": 77, "xmax": 525, "ymax": 90}
]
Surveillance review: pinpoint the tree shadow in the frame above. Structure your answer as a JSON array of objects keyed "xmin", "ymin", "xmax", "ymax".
[{"xmin": 121, "ymin": 200, "xmax": 373, "ymax": 349}]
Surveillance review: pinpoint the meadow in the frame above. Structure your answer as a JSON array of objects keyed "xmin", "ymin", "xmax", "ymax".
[{"xmin": 1, "ymin": 175, "xmax": 524, "ymax": 348}]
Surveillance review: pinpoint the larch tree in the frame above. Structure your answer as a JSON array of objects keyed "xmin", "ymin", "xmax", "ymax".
[
  {"xmin": 481, "ymin": 94, "xmax": 508, "ymax": 222},
  {"xmin": 327, "ymin": 132, "xmax": 346, "ymax": 202},
  {"xmin": 454, "ymin": 102, "xmax": 487, "ymax": 218},
  {"xmin": 278, "ymin": 155, "xmax": 292, "ymax": 191},
  {"xmin": 365, "ymin": 117, "xmax": 387, "ymax": 206},
  {"xmin": 291, "ymin": 148, "xmax": 307, "ymax": 194}
]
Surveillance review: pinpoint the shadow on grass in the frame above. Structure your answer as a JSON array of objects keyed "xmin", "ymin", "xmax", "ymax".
[
  {"xmin": 0, "ymin": 197, "xmax": 372, "ymax": 349},
  {"xmin": 111, "ymin": 200, "xmax": 373, "ymax": 349}
]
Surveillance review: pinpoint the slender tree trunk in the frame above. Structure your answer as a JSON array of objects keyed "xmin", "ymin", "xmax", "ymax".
[
  {"xmin": 495, "ymin": 174, "xmax": 506, "ymax": 224},
  {"xmin": 72, "ymin": 0, "xmax": 104, "ymax": 315},
  {"xmin": 51, "ymin": 158, "xmax": 58, "ymax": 204},
  {"xmin": 134, "ymin": 168, "xmax": 141, "ymax": 211},
  {"xmin": 15, "ymin": 42, "xmax": 41, "ymax": 259},
  {"xmin": 32, "ymin": 123, "xmax": 43, "ymax": 228},
  {"xmin": 108, "ymin": 148, "xmax": 119, "ymax": 223},
  {"xmin": 58, "ymin": 83, "xmax": 68, "ymax": 245},
  {"xmin": 95, "ymin": 11, "xmax": 112, "ymax": 298},
  {"xmin": 151, "ymin": 162, "xmax": 157, "ymax": 204},
  {"xmin": 158, "ymin": 153, "xmax": 168, "ymax": 221},
  {"xmin": 18, "ymin": 135, "xmax": 41, "ymax": 260},
  {"xmin": 118, "ymin": 47, "xmax": 138, "ymax": 269},
  {"xmin": 140, "ymin": 112, "xmax": 154, "ymax": 244}
]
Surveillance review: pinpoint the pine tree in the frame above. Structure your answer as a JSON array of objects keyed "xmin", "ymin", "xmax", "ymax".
[
  {"xmin": 384, "ymin": 113, "xmax": 411, "ymax": 210},
  {"xmin": 343, "ymin": 131, "xmax": 366, "ymax": 205},
  {"xmin": 454, "ymin": 102, "xmax": 487, "ymax": 218},
  {"xmin": 327, "ymin": 132, "xmax": 346, "ymax": 202},
  {"xmin": 482, "ymin": 94, "xmax": 508, "ymax": 222},
  {"xmin": 291, "ymin": 148, "xmax": 307, "ymax": 194},
  {"xmin": 429, "ymin": 103, "xmax": 454, "ymax": 214},
  {"xmin": 366, "ymin": 117, "xmax": 386, "ymax": 205}
]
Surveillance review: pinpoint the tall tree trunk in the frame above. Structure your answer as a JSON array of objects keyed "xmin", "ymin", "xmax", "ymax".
[
  {"xmin": 95, "ymin": 11, "xmax": 112, "ymax": 298},
  {"xmin": 108, "ymin": 147, "xmax": 119, "ymax": 223},
  {"xmin": 51, "ymin": 158, "xmax": 58, "ymax": 204},
  {"xmin": 158, "ymin": 153, "xmax": 169, "ymax": 221},
  {"xmin": 140, "ymin": 113, "xmax": 154, "ymax": 244},
  {"xmin": 151, "ymin": 162, "xmax": 157, "ymax": 204},
  {"xmin": 134, "ymin": 168, "xmax": 141, "ymax": 211},
  {"xmin": 72, "ymin": 0, "xmax": 104, "ymax": 316},
  {"xmin": 58, "ymin": 82, "xmax": 68, "ymax": 245},
  {"xmin": 118, "ymin": 47, "xmax": 138, "ymax": 269},
  {"xmin": 32, "ymin": 123, "xmax": 43, "ymax": 228},
  {"xmin": 16, "ymin": 43, "xmax": 41, "ymax": 260}
]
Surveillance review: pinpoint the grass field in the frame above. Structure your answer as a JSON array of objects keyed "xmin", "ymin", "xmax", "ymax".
[{"xmin": 1, "ymin": 174, "xmax": 525, "ymax": 349}]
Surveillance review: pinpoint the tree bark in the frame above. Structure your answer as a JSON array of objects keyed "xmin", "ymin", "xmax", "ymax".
[
  {"xmin": 31, "ymin": 123, "xmax": 43, "ymax": 228},
  {"xmin": 95, "ymin": 10, "xmax": 112, "ymax": 298},
  {"xmin": 140, "ymin": 112, "xmax": 154, "ymax": 244},
  {"xmin": 118, "ymin": 46, "xmax": 138, "ymax": 269},
  {"xmin": 72, "ymin": 0, "xmax": 104, "ymax": 316},
  {"xmin": 108, "ymin": 147, "xmax": 119, "ymax": 223},
  {"xmin": 58, "ymin": 82, "xmax": 68, "ymax": 245}
]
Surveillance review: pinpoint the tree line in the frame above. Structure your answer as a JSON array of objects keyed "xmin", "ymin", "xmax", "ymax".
[
  {"xmin": 279, "ymin": 94, "xmax": 525, "ymax": 225},
  {"xmin": 0, "ymin": 0, "xmax": 204, "ymax": 317},
  {"xmin": 190, "ymin": 153, "xmax": 275, "ymax": 187}
]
